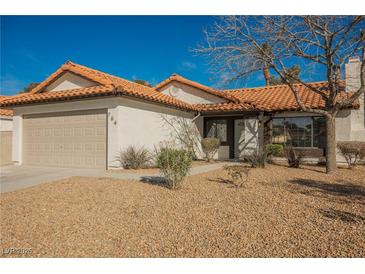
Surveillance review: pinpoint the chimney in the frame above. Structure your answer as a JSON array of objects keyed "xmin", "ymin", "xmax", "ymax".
[
  {"xmin": 345, "ymin": 57, "xmax": 361, "ymax": 92},
  {"xmin": 345, "ymin": 56, "xmax": 365, "ymax": 142}
]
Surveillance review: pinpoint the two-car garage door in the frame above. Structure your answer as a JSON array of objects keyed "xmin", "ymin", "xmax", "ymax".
[{"xmin": 23, "ymin": 110, "xmax": 107, "ymax": 169}]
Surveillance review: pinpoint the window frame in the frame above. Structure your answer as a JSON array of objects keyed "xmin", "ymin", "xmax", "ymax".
[
  {"xmin": 204, "ymin": 118, "xmax": 229, "ymax": 145},
  {"xmin": 271, "ymin": 116, "xmax": 325, "ymax": 149}
]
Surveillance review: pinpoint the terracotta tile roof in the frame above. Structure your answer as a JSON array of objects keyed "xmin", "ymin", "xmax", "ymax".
[
  {"xmin": 154, "ymin": 73, "xmax": 239, "ymax": 103},
  {"xmin": 0, "ymin": 108, "xmax": 13, "ymax": 117},
  {"xmin": 0, "ymin": 62, "xmax": 358, "ymax": 114},
  {"xmin": 1, "ymin": 85, "xmax": 116, "ymax": 106},
  {"xmin": 194, "ymin": 102, "xmax": 257, "ymax": 112},
  {"xmin": 1, "ymin": 84, "xmax": 197, "ymax": 111},
  {"xmin": 0, "ymin": 96, "xmax": 13, "ymax": 117},
  {"xmin": 1, "ymin": 62, "xmax": 197, "ymax": 111},
  {"xmin": 223, "ymin": 81, "xmax": 359, "ymax": 112}
]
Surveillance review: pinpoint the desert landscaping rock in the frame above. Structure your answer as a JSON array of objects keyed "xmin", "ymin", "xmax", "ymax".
[{"xmin": 1, "ymin": 164, "xmax": 364, "ymax": 257}]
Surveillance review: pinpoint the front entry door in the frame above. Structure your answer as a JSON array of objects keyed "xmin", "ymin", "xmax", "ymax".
[
  {"xmin": 204, "ymin": 117, "xmax": 258, "ymax": 160},
  {"xmin": 234, "ymin": 119, "xmax": 245, "ymax": 159}
]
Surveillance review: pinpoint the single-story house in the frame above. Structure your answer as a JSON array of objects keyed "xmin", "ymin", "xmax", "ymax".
[
  {"xmin": 0, "ymin": 58, "xmax": 363, "ymax": 169},
  {"xmin": 0, "ymin": 96, "xmax": 13, "ymax": 166}
]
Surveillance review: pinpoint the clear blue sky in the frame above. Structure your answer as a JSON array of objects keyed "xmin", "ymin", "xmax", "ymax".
[{"xmin": 1, "ymin": 16, "xmax": 326, "ymax": 96}]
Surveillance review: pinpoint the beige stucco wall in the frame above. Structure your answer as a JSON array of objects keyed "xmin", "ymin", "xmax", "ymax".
[
  {"xmin": 335, "ymin": 99, "xmax": 364, "ymax": 142},
  {"xmin": 11, "ymin": 97, "xmax": 202, "ymax": 168},
  {"xmin": 0, "ymin": 131, "xmax": 12, "ymax": 166},
  {"xmin": 160, "ymin": 82, "xmax": 227, "ymax": 104},
  {"xmin": 0, "ymin": 116, "xmax": 13, "ymax": 131},
  {"xmin": 0, "ymin": 116, "xmax": 13, "ymax": 166},
  {"xmin": 335, "ymin": 110, "xmax": 352, "ymax": 141},
  {"xmin": 45, "ymin": 72, "xmax": 98, "ymax": 92},
  {"xmin": 114, "ymin": 98, "xmax": 200, "ymax": 165},
  {"xmin": 349, "ymin": 95, "xmax": 365, "ymax": 141}
]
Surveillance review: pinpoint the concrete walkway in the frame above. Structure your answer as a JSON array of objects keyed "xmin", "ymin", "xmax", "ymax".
[{"xmin": 0, "ymin": 162, "xmax": 230, "ymax": 193}]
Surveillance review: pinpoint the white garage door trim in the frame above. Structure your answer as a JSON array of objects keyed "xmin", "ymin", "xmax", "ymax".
[{"xmin": 23, "ymin": 109, "xmax": 107, "ymax": 169}]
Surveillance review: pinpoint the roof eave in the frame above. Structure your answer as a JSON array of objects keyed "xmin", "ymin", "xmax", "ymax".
[
  {"xmin": 155, "ymin": 77, "xmax": 239, "ymax": 103},
  {"xmin": 1, "ymin": 90, "xmax": 197, "ymax": 114}
]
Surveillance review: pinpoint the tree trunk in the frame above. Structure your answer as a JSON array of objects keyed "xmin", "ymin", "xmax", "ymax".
[
  {"xmin": 263, "ymin": 66, "xmax": 270, "ymax": 86},
  {"xmin": 325, "ymin": 115, "xmax": 337, "ymax": 174}
]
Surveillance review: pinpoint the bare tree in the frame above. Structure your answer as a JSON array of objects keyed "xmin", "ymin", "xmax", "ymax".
[
  {"xmin": 20, "ymin": 82, "xmax": 40, "ymax": 93},
  {"xmin": 196, "ymin": 16, "xmax": 365, "ymax": 173},
  {"xmin": 133, "ymin": 79, "xmax": 152, "ymax": 87},
  {"xmin": 160, "ymin": 115, "xmax": 202, "ymax": 159}
]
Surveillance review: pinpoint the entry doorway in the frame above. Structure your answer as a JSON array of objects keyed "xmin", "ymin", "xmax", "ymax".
[{"xmin": 203, "ymin": 116, "xmax": 251, "ymax": 159}]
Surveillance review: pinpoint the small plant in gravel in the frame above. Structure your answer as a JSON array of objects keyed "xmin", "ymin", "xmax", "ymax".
[
  {"xmin": 157, "ymin": 148, "xmax": 193, "ymax": 189},
  {"xmin": 244, "ymin": 149, "xmax": 267, "ymax": 168},
  {"xmin": 337, "ymin": 141, "xmax": 365, "ymax": 168},
  {"xmin": 224, "ymin": 165, "xmax": 251, "ymax": 188},
  {"xmin": 116, "ymin": 146, "xmax": 152, "ymax": 169},
  {"xmin": 201, "ymin": 138, "xmax": 221, "ymax": 162},
  {"xmin": 285, "ymin": 146, "xmax": 303, "ymax": 168}
]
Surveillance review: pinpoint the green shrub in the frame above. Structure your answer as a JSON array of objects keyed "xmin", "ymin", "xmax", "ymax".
[
  {"xmin": 201, "ymin": 138, "xmax": 221, "ymax": 162},
  {"xmin": 266, "ymin": 144, "xmax": 284, "ymax": 157},
  {"xmin": 244, "ymin": 150, "xmax": 267, "ymax": 168},
  {"xmin": 157, "ymin": 148, "xmax": 193, "ymax": 189},
  {"xmin": 337, "ymin": 141, "xmax": 365, "ymax": 168},
  {"xmin": 116, "ymin": 146, "xmax": 152, "ymax": 169}
]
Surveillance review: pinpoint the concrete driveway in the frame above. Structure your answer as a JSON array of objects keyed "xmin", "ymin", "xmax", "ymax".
[
  {"xmin": 0, "ymin": 165, "xmax": 151, "ymax": 193},
  {"xmin": 0, "ymin": 162, "xmax": 230, "ymax": 193},
  {"xmin": 0, "ymin": 165, "xmax": 103, "ymax": 193}
]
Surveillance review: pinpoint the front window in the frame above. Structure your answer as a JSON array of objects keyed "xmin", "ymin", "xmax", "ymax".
[
  {"xmin": 206, "ymin": 119, "xmax": 227, "ymax": 143},
  {"xmin": 272, "ymin": 116, "xmax": 325, "ymax": 148}
]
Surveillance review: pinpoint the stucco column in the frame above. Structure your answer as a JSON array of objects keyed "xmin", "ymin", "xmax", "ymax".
[
  {"xmin": 258, "ymin": 112, "xmax": 265, "ymax": 154},
  {"xmin": 12, "ymin": 115, "xmax": 23, "ymax": 164},
  {"xmin": 107, "ymin": 105, "xmax": 121, "ymax": 168}
]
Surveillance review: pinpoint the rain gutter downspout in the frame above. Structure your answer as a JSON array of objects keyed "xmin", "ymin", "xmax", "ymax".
[{"xmin": 191, "ymin": 112, "xmax": 201, "ymax": 123}]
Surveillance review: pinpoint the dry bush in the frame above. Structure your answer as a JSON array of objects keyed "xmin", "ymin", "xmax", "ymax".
[
  {"xmin": 337, "ymin": 141, "xmax": 365, "ymax": 168},
  {"xmin": 224, "ymin": 165, "xmax": 251, "ymax": 188},
  {"xmin": 244, "ymin": 150, "xmax": 267, "ymax": 168},
  {"xmin": 116, "ymin": 146, "xmax": 152, "ymax": 169},
  {"xmin": 285, "ymin": 146, "xmax": 303, "ymax": 168},
  {"xmin": 201, "ymin": 138, "xmax": 221, "ymax": 162}
]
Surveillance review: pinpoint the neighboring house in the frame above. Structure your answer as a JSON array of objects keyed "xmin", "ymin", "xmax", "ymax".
[
  {"xmin": 0, "ymin": 59, "xmax": 363, "ymax": 169},
  {"xmin": 0, "ymin": 96, "xmax": 13, "ymax": 166}
]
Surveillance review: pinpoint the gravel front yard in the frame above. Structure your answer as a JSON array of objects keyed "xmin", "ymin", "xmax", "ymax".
[{"xmin": 1, "ymin": 164, "xmax": 364, "ymax": 257}]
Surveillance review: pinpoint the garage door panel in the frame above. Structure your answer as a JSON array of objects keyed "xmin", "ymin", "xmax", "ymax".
[{"xmin": 23, "ymin": 110, "xmax": 106, "ymax": 169}]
